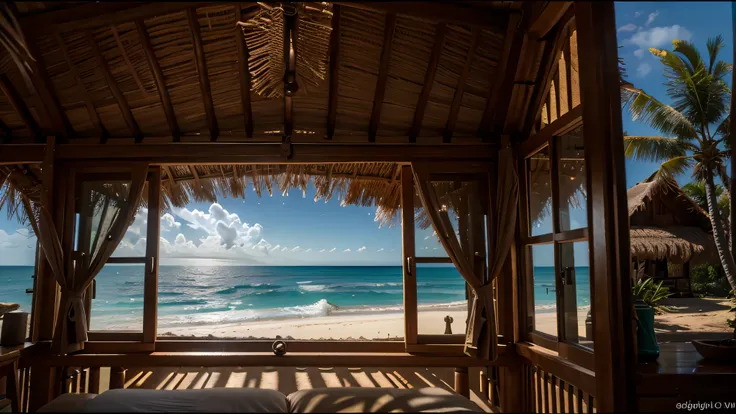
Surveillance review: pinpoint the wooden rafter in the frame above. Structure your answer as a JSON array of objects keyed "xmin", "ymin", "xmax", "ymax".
[
  {"xmin": 477, "ymin": 11, "xmax": 526, "ymax": 141},
  {"xmin": 187, "ymin": 8, "xmax": 219, "ymax": 141},
  {"xmin": 136, "ymin": 19, "xmax": 180, "ymax": 141},
  {"xmin": 326, "ymin": 4, "xmax": 342, "ymax": 140},
  {"xmin": 53, "ymin": 31, "xmax": 108, "ymax": 141},
  {"xmin": 409, "ymin": 22, "xmax": 446, "ymax": 143},
  {"xmin": 87, "ymin": 31, "xmax": 143, "ymax": 142},
  {"xmin": 562, "ymin": 26, "xmax": 574, "ymax": 111},
  {"xmin": 112, "ymin": 25, "xmax": 148, "ymax": 95},
  {"xmin": 522, "ymin": 18, "xmax": 569, "ymax": 137},
  {"xmin": 20, "ymin": 2, "xmax": 212, "ymax": 38},
  {"xmin": 443, "ymin": 27, "xmax": 480, "ymax": 143},
  {"xmin": 234, "ymin": 4, "xmax": 253, "ymax": 139},
  {"xmin": 0, "ymin": 74, "xmax": 43, "ymax": 141},
  {"xmin": 282, "ymin": 5, "xmax": 298, "ymax": 157},
  {"xmin": 528, "ymin": 2, "xmax": 573, "ymax": 39},
  {"xmin": 24, "ymin": 39, "xmax": 74, "ymax": 140},
  {"xmin": 334, "ymin": 2, "xmax": 512, "ymax": 30},
  {"xmin": 368, "ymin": 13, "xmax": 397, "ymax": 142}
]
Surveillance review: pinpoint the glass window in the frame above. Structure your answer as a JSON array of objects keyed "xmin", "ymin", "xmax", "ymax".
[
  {"xmin": 557, "ymin": 125, "xmax": 587, "ymax": 232},
  {"xmin": 416, "ymin": 265, "xmax": 468, "ymax": 335},
  {"xmin": 90, "ymin": 264, "xmax": 145, "ymax": 332},
  {"xmin": 528, "ymin": 146, "xmax": 552, "ymax": 236},
  {"xmin": 558, "ymin": 242, "xmax": 592, "ymax": 348},
  {"xmin": 531, "ymin": 244, "xmax": 557, "ymax": 337}
]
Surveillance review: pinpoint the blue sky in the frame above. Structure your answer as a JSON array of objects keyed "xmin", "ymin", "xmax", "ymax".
[{"xmin": 0, "ymin": 2, "xmax": 732, "ymax": 267}]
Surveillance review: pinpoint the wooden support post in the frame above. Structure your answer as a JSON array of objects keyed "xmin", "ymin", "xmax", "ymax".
[
  {"xmin": 401, "ymin": 165, "xmax": 418, "ymax": 347},
  {"xmin": 575, "ymin": 2, "xmax": 636, "ymax": 412},
  {"xmin": 143, "ymin": 167, "xmax": 161, "ymax": 343},
  {"xmin": 88, "ymin": 367, "xmax": 100, "ymax": 394},
  {"xmin": 109, "ymin": 367, "xmax": 126, "ymax": 390},
  {"xmin": 368, "ymin": 13, "xmax": 397, "ymax": 142},
  {"xmin": 454, "ymin": 367, "xmax": 469, "ymax": 398}
]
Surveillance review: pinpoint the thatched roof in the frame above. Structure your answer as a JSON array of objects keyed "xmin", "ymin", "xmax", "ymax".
[
  {"xmin": 627, "ymin": 177, "xmax": 716, "ymax": 264},
  {"xmin": 629, "ymin": 226, "xmax": 711, "ymax": 264}
]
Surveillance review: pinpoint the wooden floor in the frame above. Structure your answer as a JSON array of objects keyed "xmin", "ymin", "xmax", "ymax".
[{"xmin": 88, "ymin": 366, "xmax": 494, "ymax": 412}]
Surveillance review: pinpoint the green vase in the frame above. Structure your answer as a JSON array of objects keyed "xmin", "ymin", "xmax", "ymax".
[{"xmin": 635, "ymin": 302, "xmax": 660, "ymax": 361}]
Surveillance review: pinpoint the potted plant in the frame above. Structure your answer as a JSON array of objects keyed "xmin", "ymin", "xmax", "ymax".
[{"xmin": 631, "ymin": 267, "xmax": 672, "ymax": 362}]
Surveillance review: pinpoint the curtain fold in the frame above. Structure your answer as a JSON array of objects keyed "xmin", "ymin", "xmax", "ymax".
[
  {"xmin": 21, "ymin": 164, "xmax": 148, "ymax": 354},
  {"xmin": 413, "ymin": 147, "xmax": 518, "ymax": 360}
]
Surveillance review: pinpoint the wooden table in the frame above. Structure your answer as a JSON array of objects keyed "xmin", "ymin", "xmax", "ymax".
[
  {"xmin": 0, "ymin": 343, "xmax": 31, "ymax": 413},
  {"xmin": 637, "ymin": 342, "xmax": 736, "ymax": 411}
]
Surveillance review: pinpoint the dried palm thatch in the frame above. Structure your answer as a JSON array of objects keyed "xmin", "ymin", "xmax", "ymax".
[
  {"xmin": 627, "ymin": 175, "xmax": 708, "ymax": 218},
  {"xmin": 0, "ymin": 3, "xmax": 34, "ymax": 91},
  {"xmin": 238, "ymin": 2, "xmax": 332, "ymax": 99},
  {"xmin": 630, "ymin": 226, "xmax": 710, "ymax": 264}
]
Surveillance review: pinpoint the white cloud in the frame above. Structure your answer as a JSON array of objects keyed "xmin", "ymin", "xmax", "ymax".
[
  {"xmin": 329, "ymin": 248, "xmax": 336, "ymax": 253},
  {"xmin": 645, "ymin": 11, "xmax": 659, "ymax": 26},
  {"xmin": 281, "ymin": 247, "xmax": 288, "ymax": 252},
  {"xmin": 357, "ymin": 246, "xmax": 366, "ymax": 252},
  {"xmin": 625, "ymin": 25, "xmax": 691, "ymax": 57},
  {"xmin": 291, "ymin": 246, "xmax": 302, "ymax": 252},
  {"xmin": 172, "ymin": 203, "xmax": 263, "ymax": 250},
  {"xmin": 343, "ymin": 248, "xmax": 351, "ymax": 253},
  {"xmin": 617, "ymin": 23, "xmax": 637, "ymax": 33},
  {"xmin": 160, "ymin": 213, "xmax": 181, "ymax": 231},
  {"xmin": 633, "ymin": 49, "xmax": 645, "ymax": 59},
  {"xmin": 633, "ymin": 11, "xmax": 642, "ymax": 18},
  {"xmin": 376, "ymin": 248, "xmax": 384, "ymax": 252},
  {"xmin": 305, "ymin": 248, "xmax": 312, "ymax": 253},
  {"xmin": 636, "ymin": 62, "xmax": 652, "ymax": 78},
  {"xmin": 319, "ymin": 249, "xmax": 326, "ymax": 253}
]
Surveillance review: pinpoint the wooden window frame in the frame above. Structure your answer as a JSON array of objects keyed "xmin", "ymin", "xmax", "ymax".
[
  {"xmin": 75, "ymin": 167, "xmax": 161, "ymax": 345},
  {"xmin": 519, "ymin": 115, "xmax": 594, "ymax": 371}
]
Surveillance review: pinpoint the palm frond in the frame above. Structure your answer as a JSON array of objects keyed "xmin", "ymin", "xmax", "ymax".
[
  {"xmin": 645, "ymin": 155, "xmax": 693, "ymax": 181},
  {"xmin": 624, "ymin": 136, "xmax": 687, "ymax": 162},
  {"xmin": 621, "ymin": 85, "xmax": 698, "ymax": 139},
  {"xmin": 672, "ymin": 40, "xmax": 705, "ymax": 76},
  {"xmin": 706, "ymin": 35, "xmax": 725, "ymax": 74}
]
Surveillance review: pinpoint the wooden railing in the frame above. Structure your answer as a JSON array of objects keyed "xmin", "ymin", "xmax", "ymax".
[{"xmin": 518, "ymin": 343, "xmax": 596, "ymax": 413}]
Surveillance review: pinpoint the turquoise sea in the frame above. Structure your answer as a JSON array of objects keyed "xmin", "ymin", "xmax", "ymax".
[{"xmin": 1, "ymin": 265, "xmax": 590, "ymax": 330}]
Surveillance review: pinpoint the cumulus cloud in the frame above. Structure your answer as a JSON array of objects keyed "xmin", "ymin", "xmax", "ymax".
[
  {"xmin": 617, "ymin": 23, "xmax": 637, "ymax": 33},
  {"xmin": 625, "ymin": 25, "xmax": 691, "ymax": 56},
  {"xmin": 636, "ymin": 62, "xmax": 652, "ymax": 78},
  {"xmin": 291, "ymin": 246, "xmax": 302, "ymax": 252},
  {"xmin": 377, "ymin": 248, "xmax": 385, "ymax": 252},
  {"xmin": 357, "ymin": 246, "xmax": 366, "ymax": 252},
  {"xmin": 281, "ymin": 247, "xmax": 288, "ymax": 252},
  {"xmin": 319, "ymin": 249, "xmax": 326, "ymax": 253},
  {"xmin": 633, "ymin": 49, "xmax": 645, "ymax": 59},
  {"xmin": 645, "ymin": 11, "xmax": 659, "ymax": 26},
  {"xmin": 329, "ymin": 248, "xmax": 336, "ymax": 253},
  {"xmin": 305, "ymin": 248, "xmax": 312, "ymax": 253},
  {"xmin": 343, "ymin": 248, "xmax": 351, "ymax": 253},
  {"xmin": 633, "ymin": 11, "xmax": 642, "ymax": 18},
  {"xmin": 160, "ymin": 213, "xmax": 181, "ymax": 231},
  {"xmin": 173, "ymin": 203, "xmax": 263, "ymax": 250}
]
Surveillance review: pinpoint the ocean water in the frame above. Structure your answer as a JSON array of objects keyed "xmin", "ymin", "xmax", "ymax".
[{"xmin": 0, "ymin": 265, "xmax": 590, "ymax": 330}]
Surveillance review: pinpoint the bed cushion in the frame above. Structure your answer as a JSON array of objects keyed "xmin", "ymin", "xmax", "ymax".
[
  {"xmin": 81, "ymin": 388, "xmax": 289, "ymax": 413},
  {"xmin": 286, "ymin": 388, "xmax": 482, "ymax": 413},
  {"xmin": 38, "ymin": 393, "xmax": 98, "ymax": 412}
]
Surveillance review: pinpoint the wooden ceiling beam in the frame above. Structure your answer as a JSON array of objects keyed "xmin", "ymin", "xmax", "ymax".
[
  {"xmin": 20, "ymin": 2, "xmax": 211, "ymax": 38},
  {"xmin": 443, "ymin": 27, "xmax": 480, "ymax": 143},
  {"xmin": 0, "ymin": 74, "xmax": 43, "ymax": 142},
  {"xmin": 87, "ymin": 30, "xmax": 143, "ymax": 142},
  {"xmin": 368, "ymin": 13, "xmax": 397, "ymax": 143},
  {"xmin": 53, "ymin": 32, "xmax": 108, "ymax": 142},
  {"xmin": 136, "ymin": 19, "xmax": 180, "ymax": 141},
  {"xmin": 326, "ymin": 4, "xmax": 342, "ymax": 140},
  {"xmin": 409, "ymin": 22, "xmax": 446, "ymax": 143},
  {"xmin": 282, "ymin": 5, "xmax": 298, "ymax": 154},
  {"xmin": 187, "ymin": 8, "xmax": 219, "ymax": 141},
  {"xmin": 528, "ymin": 2, "xmax": 573, "ymax": 39},
  {"xmin": 234, "ymin": 4, "xmax": 253, "ymax": 139},
  {"xmin": 112, "ymin": 25, "xmax": 148, "ymax": 95},
  {"xmin": 53, "ymin": 142, "xmax": 496, "ymax": 163},
  {"xmin": 334, "ymin": 2, "xmax": 513, "ymax": 31},
  {"xmin": 477, "ymin": 11, "xmax": 527, "ymax": 142}
]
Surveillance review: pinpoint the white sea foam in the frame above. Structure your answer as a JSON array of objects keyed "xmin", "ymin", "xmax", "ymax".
[
  {"xmin": 298, "ymin": 284, "xmax": 331, "ymax": 292},
  {"xmin": 296, "ymin": 280, "xmax": 313, "ymax": 285}
]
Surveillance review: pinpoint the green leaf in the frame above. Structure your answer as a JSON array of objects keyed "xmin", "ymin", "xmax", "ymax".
[
  {"xmin": 623, "ymin": 136, "xmax": 687, "ymax": 162},
  {"xmin": 621, "ymin": 86, "xmax": 698, "ymax": 139},
  {"xmin": 706, "ymin": 35, "xmax": 725, "ymax": 74}
]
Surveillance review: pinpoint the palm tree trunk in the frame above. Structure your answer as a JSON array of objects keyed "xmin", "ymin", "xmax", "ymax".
[{"xmin": 704, "ymin": 173, "xmax": 736, "ymax": 292}]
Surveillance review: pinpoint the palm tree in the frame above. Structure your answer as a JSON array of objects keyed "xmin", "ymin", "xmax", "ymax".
[{"xmin": 621, "ymin": 36, "xmax": 736, "ymax": 292}]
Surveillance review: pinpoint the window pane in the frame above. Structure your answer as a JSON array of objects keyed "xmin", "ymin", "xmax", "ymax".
[
  {"xmin": 530, "ymin": 244, "xmax": 557, "ymax": 337},
  {"xmin": 416, "ymin": 265, "xmax": 468, "ymax": 335},
  {"xmin": 528, "ymin": 147, "xmax": 552, "ymax": 236},
  {"xmin": 559, "ymin": 241, "xmax": 593, "ymax": 348},
  {"xmin": 90, "ymin": 264, "xmax": 145, "ymax": 331},
  {"xmin": 557, "ymin": 125, "xmax": 587, "ymax": 231}
]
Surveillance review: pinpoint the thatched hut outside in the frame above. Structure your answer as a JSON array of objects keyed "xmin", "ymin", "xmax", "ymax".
[{"xmin": 627, "ymin": 176, "xmax": 717, "ymax": 296}]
